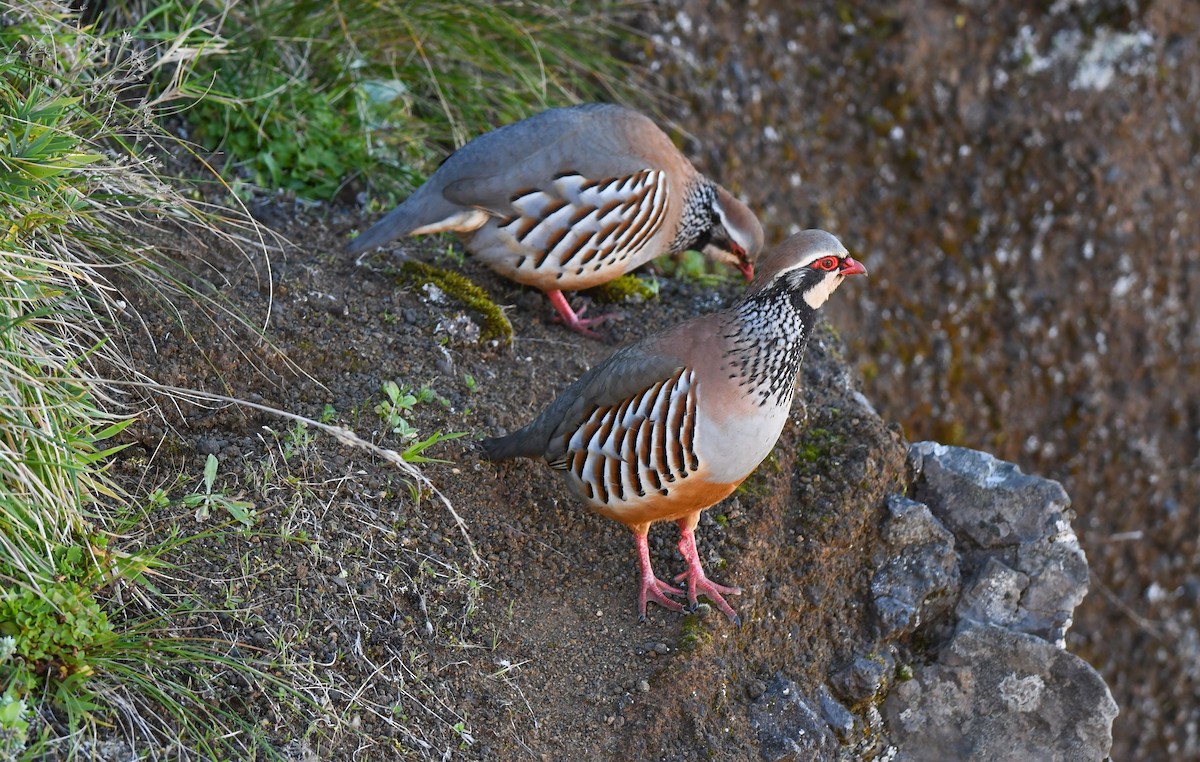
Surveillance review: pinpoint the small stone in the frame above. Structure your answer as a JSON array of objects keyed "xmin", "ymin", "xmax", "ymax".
[
  {"xmin": 746, "ymin": 679, "xmax": 767, "ymax": 700},
  {"xmin": 637, "ymin": 680, "xmax": 650, "ymax": 693}
]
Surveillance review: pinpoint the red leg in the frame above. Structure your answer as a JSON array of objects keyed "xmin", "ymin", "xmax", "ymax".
[
  {"xmin": 546, "ymin": 290, "xmax": 618, "ymax": 339},
  {"xmin": 634, "ymin": 531, "xmax": 684, "ymax": 622},
  {"xmin": 674, "ymin": 515, "xmax": 742, "ymax": 625}
]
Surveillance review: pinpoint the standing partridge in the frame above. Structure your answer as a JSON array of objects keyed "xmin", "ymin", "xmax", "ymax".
[
  {"xmin": 345, "ymin": 103, "xmax": 763, "ymax": 337},
  {"xmin": 480, "ymin": 229, "xmax": 867, "ymax": 623}
]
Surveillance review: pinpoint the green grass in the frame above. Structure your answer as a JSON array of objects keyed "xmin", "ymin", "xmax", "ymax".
[
  {"xmin": 3, "ymin": 0, "xmax": 634, "ymax": 755},
  {"xmin": 0, "ymin": 3, "xmax": 309, "ymax": 757},
  {"xmin": 111, "ymin": 0, "xmax": 638, "ymax": 201}
]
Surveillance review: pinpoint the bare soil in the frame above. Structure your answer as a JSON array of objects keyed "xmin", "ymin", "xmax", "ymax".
[
  {"xmin": 112, "ymin": 199, "xmax": 905, "ymax": 759},
  {"xmin": 107, "ymin": 0, "xmax": 1200, "ymax": 758}
]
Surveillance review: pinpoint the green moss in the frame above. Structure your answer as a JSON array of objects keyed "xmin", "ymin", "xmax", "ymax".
[
  {"xmin": 587, "ymin": 274, "xmax": 658, "ymax": 304},
  {"xmin": 735, "ymin": 468, "xmax": 772, "ymax": 498},
  {"xmin": 794, "ymin": 426, "xmax": 846, "ymax": 480},
  {"xmin": 677, "ymin": 612, "xmax": 712, "ymax": 652},
  {"xmin": 398, "ymin": 261, "xmax": 512, "ymax": 344}
]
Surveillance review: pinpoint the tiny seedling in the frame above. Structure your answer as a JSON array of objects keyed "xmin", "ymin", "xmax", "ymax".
[
  {"xmin": 401, "ymin": 430, "xmax": 467, "ymax": 463},
  {"xmin": 375, "ymin": 381, "xmax": 421, "ymax": 440},
  {"xmin": 183, "ymin": 454, "xmax": 257, "ymax": 529},
  {"xmin": 374, "ymin": 381, "xmax": 466, "ymax": 461},
  {"xmin": 319, "ymin": 403, "xmax": 336, "ymax": 423}
]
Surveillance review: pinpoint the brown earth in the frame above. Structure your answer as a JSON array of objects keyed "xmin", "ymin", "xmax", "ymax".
[
  {"xmin": 642, "ymin": 1, "xmax": 1199, "ymax": 759},
  {"xmin": 105, "ymin": 0, "xmax": 1198, "ymax": 759},
  {"xmin": 113, "ymin": 203, "xmax": 905, "ymax": 760}
]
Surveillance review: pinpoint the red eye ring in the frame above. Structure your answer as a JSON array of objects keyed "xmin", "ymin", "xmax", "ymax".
[{"xmin": 812, "ymin": 256, "xmax": 840, "ymax": 271}]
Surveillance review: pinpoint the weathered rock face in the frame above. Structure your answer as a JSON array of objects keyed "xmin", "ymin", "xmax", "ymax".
[
  {"xmin": 870, "ymin": 493, "xmax": 960, "ymax": 641},
  {"xmin": 746, "ymin": 442, "xmax": 1116, "ymax": 762},
  {"xmin": 883, "ymin": 622, "xmax": 1117, "ymax": 762},
  {"xmin": 878, "ymin": 444, "xmax": 1116, "ymax": 761},
  {"xmin": 908, "ymin": 442, "xmax": 1091, "ymax": 648},
  {"xmin": 748, "ymin": 674, "xmax": 840, "ymax": 762},
  {"xmin": 638, "ymin": 3, "xmax": 1200, "ymax": 756}
]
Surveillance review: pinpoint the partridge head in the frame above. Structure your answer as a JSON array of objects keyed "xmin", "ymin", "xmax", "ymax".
[
  {"xmin": 481, "ymin": 230, "xmax": 867, "ymax": 622},
  {"xmin": 346, "ymin": 103, "xmax": 764, "ymax": 338}
]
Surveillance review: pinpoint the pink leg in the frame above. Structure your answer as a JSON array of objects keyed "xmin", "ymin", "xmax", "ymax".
[
  {"xmin": 673, "ymin": 516, "xmax": 742, "ymax": 625},
  {"xmin": 546, "ymin": 290, "xmax": 618, "ymax": 339},
  {"xmin": 634, "ymin": 532, "xmax": 685, "ymax": 622}
]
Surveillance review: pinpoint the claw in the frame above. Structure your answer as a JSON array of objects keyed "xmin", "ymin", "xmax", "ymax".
[
  {"xmin": 675, "ymin": 521, "xmax": 742, "ymax": 624},
  {"xmin": 546, "ymin": 290, "xmax": 620, "ymax": 339},
  {"xmin": 634, "ymin": 533, "xmax": 685, "ymax": 620}
]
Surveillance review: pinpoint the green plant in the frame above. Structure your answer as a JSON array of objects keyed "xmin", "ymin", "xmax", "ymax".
[
  {"xmin": 373, "ymin": 381, "xmax": 466, "ymax": 461},
  {"xmin": 0, "ymin": 638, "xmax": 30, "ymax": 757},
  {"xmin": 0, "ymin": 4, "xmax": 311, "ymax": 756},
  {"xmin": 182, "ymin": 453, "xmax": 257, "ymax": 528},
  {"xmin": 376, "ymin": 380, "xmax": 424, "ymax": 440},
  {"xmin": 657, "ymin": 249, "xmax": 741, "ymax": 286},
  {"xmin": 123, "ymin": 0, "xmax": 637, "ymax": 201}
]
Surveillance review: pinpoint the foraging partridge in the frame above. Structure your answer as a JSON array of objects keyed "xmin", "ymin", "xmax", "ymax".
[
  {"xmin": 481, "ymin": 230, "xmax": 867, "ymax": 622},
  {"xmin": 345, "ymin": 103, "xmax": 764, "ymax": 337}
]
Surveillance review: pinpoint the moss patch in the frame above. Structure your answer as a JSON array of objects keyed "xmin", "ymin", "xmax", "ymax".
[
  {"xmin": 398, "ymin": 261, "xmax": 513, "ymax": 344},
  {"xmin": 587, "ymin": 273, "xmax": 659, "ymax": 304},
  {"xmin": 677, "ymin": 612, "xmax": 713, "ymax": 652},
  {"xmin": 795, "ymin": 427, "xmax": 845, "ymax": 475}
]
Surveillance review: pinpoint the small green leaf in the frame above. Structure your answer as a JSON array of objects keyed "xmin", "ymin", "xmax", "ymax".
[{"xmin": 203, "ymin": 453, "xmax": 218, "ymax": 493}]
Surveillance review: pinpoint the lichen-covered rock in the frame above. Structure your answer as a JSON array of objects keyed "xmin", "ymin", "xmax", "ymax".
[
  {"xmin": 870, "ymin": 494, "xmax": 960, "ymax": 639},
  {"xmin": 881, "ymin": 621, "xmax": 1118, "ymax": 762},
  {"xmin": 907, "ymin": 442, "xmax": 1089, "ymax": 646},
  {"xmin": 907, "ymin": 442, "xmax": 1072, "ymax": 550},
  {"xmin": 749, "ymin": 674, "xmax": 839, "ymax": 762},
  {"xmin": 830, "ymin": 652, "xmax": 894, "ymax": 706}
]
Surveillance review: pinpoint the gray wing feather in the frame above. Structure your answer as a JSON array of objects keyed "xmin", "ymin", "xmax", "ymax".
[
  {"xmin": 347, "ymin": 104, "xmax": 686, "ymax": 255},
  {"xmin": 480, "ymin": 342, "xmax": 684, "ymax": 463},
  {"xmin": 439, "ymin": 105, "xmax": 665, "ymax": 213}
]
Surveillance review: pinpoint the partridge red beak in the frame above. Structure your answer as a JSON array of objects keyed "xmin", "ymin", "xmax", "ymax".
[
  {"xmin": 840, "ymin": 256, "xmax": 867, "ymax": 277},
  {"xmin": 737, "ymin": 259, "xmax": 755, "ymax": 282}
]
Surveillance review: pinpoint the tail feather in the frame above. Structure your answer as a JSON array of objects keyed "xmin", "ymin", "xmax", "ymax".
[
  {"xmin": 479, "ymin": 428, "xmax": 544, "ymax": 462},
  {"xmin": 345, "ymin": 204, "xmax": 418, "ymax": 255}
]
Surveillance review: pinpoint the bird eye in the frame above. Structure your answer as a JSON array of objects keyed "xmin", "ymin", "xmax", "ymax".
[{"xmin": 812, "ymin": 256, "xmax": 839, "ymax": 271}]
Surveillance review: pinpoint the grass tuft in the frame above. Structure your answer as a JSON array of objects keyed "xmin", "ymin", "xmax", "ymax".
[{"xmin": 115, "ymin": 0, "xmax": 639, "ymax": 201}]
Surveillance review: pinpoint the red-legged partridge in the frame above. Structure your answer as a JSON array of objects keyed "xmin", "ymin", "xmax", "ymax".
[
  {"xmin": 481, "ymin": 230, "xmax": 867, "ymax": 623},
  {"xmin": 345, "ymin": 103, "xmax": 764, "ymax": 337}
]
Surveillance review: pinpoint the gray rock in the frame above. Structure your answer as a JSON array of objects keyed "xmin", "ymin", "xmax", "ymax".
[
  {"xmin": 830, "ymin": 652, "xmax": 893, "ymax": 705},
  {"xmin": 815, "ymin": 684, "xmax": 856, "ymax": 742},
  {"xmin": 880, "ymin": 621, "xmax": 1118, "ymax": 762},
  {"xmin": 907, "ymin": 442, "xmax": 1072, "ymax": 550},
  {"xmin": 749, "ymin": 673, "xmax": 839, "ymax": 762},
  {"xmin": 957, "ymin": 556, "xmax": 1028, "ymax": 629},
  {"xmin": 871, "ymin": 495, "xmax": 960, "ymax": 638},
  {"xmin": 907, "ymin": 443, "xmax": 1089, "ymax": 645}
]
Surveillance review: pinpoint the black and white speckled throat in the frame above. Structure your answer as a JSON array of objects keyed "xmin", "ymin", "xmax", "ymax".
[
  {"xmin": 666, "ymin": 180, "xmax": 717, "ymax": 254},
  {"xmin": 719, "ymin": 284, "xmax": 817, "ymax": 408}
]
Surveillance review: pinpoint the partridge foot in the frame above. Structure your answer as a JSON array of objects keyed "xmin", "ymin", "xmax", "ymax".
[
  {"xmin": 676, "ymin": 524, "xmax": 742, "ymax": 625},
  {"xmin": 634, "ymin": 533, "xmax": 684, "ymax": 621},
  {"xmin": 547, "ymin": 290, "xmax": 620, "ymax": 338}
]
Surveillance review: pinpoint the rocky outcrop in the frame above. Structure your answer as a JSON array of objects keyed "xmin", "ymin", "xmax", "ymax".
[{"xmin": 749, "ymin": 443, "xmax": 1117, "ymax": 761}]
